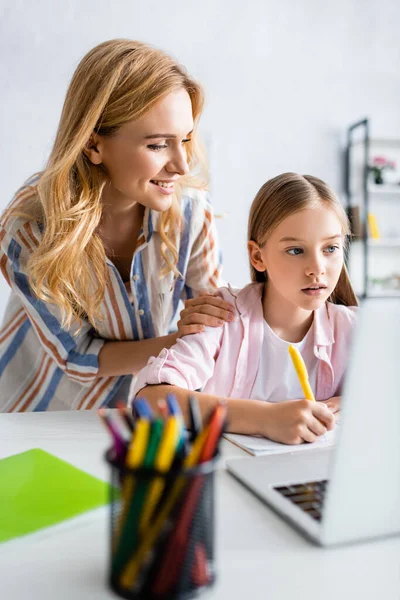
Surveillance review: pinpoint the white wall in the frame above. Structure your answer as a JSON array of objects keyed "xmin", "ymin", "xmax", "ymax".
[{"xmin": 1, "ymin": 0, "xmax": 400, "ymax": 318}]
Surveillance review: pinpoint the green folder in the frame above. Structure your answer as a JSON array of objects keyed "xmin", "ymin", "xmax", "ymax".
[{"xmin": 0, "ymin": 448, "xmax": 110, "ymax": 543}]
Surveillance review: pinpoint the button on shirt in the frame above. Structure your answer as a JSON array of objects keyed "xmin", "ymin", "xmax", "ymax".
[{"xmin": 250, "ymin": 320, "xmax": 318, "ymax": 402}]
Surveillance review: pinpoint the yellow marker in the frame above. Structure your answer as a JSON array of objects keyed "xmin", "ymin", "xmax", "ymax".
[
  {"xmin": 120, "ymin": 425, "xmax": 210, "ymax": 590},
  {"xmin": 113, "ymin": 419, "xmax": 151, "ymax": 550},
  {"xmin": 126, "ymin": 419, "xmax": 151, "ymax": 468},
  {"xmin": 368, "ymin": 213, "xmax": 380, "ymax": 239},
  {"xmin": 288, "ymin": 345, "xmax": 316, "ymax": 402},
  {"xmin": 139, "ymin": 417, "xmax": 180, "ymax": 532}
]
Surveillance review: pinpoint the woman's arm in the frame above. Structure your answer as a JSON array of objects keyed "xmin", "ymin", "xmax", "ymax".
[
  {"xmin": 0, "ymin": 220, "xmax": 232, "ymax": 382},
  {"xmin": 137, "ymin": 384, "xmax": 336, "ymax": 444},
  {"xmin": 97, "ymin": 333, "xmax": 178, "ymax": 377},
  {"xmin": 97, "ymin": 291, "xmax": 234, "ymax": 377}
]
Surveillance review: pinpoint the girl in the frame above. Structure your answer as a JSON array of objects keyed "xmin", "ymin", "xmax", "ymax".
[
  {"xmin": 0, "ymin": 39, "xmax": 234, "ymax": 412},
  {"xmin": 131, "ymin": 172, "xmax": 359, "ymax": 445}
]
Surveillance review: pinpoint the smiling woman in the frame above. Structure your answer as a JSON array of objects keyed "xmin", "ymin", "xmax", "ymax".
[{"xmin": 0, "ymin": 39, "xmax": 232, "ymax": 412}]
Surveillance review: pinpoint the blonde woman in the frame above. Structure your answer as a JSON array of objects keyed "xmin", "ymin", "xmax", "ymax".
[
  {"xmin": 0, "ymin": 39, "xmax": 233, "ymax": 412},
  {"xmin": 132, "ymin": 173, "xmax": 359, "ymax": 445}
]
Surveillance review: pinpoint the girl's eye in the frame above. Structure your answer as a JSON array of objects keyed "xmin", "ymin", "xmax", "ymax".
[
  {"xmin": 182, "ymin": 138, "xmax": 191, "ymax": 144},
  {"xmin": 324, "ymin": 245, "xmax": 340, "ymax": 254},
  {"xmin": 147, "ymin": 144, "xmax": 168, "ymax": 151},
  {"xmin": 287, "ymin": 247, "xmax": 303, "ymax": 256}
]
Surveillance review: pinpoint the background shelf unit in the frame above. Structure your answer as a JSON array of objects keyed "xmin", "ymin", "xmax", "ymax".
[
  {"xmin": 345, "ymin": 118, "xmax": 400, "ymax": 298},
  {"xmin": 366, "ymin": 238, "xmax": 400, "ymax": 247},
  {"xmin": 368, "ymin": 184, "xmax": 400, "ymax": 195}
]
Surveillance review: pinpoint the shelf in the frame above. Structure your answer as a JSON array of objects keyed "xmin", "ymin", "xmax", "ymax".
[
  {"xmin": 368, "ymin": 238, "xmax": 400, "ymax": 247},
  {"xmin": 367, "ymin": 289, "xmax": 400, "ymax": 297},
  {"xmin": 352, "ymin": 238, "xmax": 400, "ymax": 247},
  {"xmin": 351, "ymin": 137, "xmax": 400, "ymax": 148},
  {"xmin": 346, "ymin": 120, "xmax": 400, "ymax": 299},
  {"xmin": 368, "ymin": 184, "xmax": 400, "ymax": 194}
]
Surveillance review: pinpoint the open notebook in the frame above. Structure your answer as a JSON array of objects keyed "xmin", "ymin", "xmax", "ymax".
[
  {"xmin": 223, "ymin": 428, "xmax": 336, "ymax": 456},
  {"xmin": 0, "ymin": 448, "xmax": 110, "ymax": 543}
]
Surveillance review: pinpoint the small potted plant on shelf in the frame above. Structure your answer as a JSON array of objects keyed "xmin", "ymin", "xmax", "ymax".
[{"xmin": 368, "ymin": 156, "xmax": 396, "ymax": 184}]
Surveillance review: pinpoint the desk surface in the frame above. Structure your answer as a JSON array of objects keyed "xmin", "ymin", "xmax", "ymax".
[{"xmin": 0, "ymin": 411, "xmax": 399, "ymax": 600}]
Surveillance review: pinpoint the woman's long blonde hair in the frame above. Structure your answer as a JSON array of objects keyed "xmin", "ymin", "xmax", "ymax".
[
  {"xmin": 3, "ymin": 39, "xmax": 207, "ymax": 329},
  {"xmin": 248, "ymin": 172, "xmax": 358, "ymax": 306}
]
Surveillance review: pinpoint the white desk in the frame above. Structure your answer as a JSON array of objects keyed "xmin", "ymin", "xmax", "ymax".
[{"xmin": 0, "ymin": 411, "xmax": 399, "ymax": 600}]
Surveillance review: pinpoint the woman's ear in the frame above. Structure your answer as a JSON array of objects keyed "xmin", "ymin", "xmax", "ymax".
[
  {"xmin": 248, "ymin": 240, "xmax": 267, "ymax": 274},
  {"xmin": 83, "ymin": 133, "xmax": 103, "ymax": 165}
]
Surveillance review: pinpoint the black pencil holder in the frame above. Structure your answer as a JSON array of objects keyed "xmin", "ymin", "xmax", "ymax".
[{"xmin": 105, "ymin": 449, "xmax": 218, "ymax": 600}]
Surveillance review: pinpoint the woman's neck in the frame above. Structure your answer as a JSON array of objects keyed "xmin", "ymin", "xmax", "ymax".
[
  {"xmin": 101, "ymin": 182, "xmax": 141, "ymax": 219},
  {"xmin": 262, "ymin": 282, "xmax": 314, "ymax": 343},
  {"xmin": 97, "ymin": 187, "xmax": 145, "ymax": 281}
]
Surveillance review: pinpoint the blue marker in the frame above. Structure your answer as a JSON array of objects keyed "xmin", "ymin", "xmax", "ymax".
[
  {"xmin": 133, "ymin": 397, "xmax": 153, "ymax": 420},
  {"xmin": 166, "ymin": 393, "xmax": 186, "ymax": 455},
  {"xmin": 166, "ymin": 393, "xmax": 182, "ymax": 416}
]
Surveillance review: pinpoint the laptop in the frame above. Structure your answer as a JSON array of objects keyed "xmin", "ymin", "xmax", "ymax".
[{"xmin": 226, "ymin": 297, "xmax": 400, "ymax": 547}]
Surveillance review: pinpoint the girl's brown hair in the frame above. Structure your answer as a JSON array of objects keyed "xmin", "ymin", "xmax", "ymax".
[
  {"xmin": 2, "ymin": 39, "xmax": 207, "ymax": 329},
  {"xmin": 248, "ymin": 172, "xmax": 358, "ymax": 306}
]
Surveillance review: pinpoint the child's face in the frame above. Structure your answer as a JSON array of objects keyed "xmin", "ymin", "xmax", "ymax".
[{"xmin": 249, "ymin": 206, "xmax": 345, "ymax": 311}]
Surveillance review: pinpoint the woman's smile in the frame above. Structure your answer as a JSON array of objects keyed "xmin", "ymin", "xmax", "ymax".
[{"xmin": 150, "ymin": 179, "xmax": 177, "ymax": 195}]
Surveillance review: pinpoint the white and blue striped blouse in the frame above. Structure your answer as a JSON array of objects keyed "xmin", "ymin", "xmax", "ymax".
[{"xmin": 0, "ymin": 185, "xmax": 223, "ymax": 412}]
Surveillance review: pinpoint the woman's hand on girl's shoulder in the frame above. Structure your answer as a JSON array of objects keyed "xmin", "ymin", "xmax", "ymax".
[{"xmin": 177, "ymin": 292, "xmax": 236, "ymax": 337}]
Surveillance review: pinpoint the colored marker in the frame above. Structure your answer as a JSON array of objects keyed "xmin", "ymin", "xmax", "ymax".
[
  {"xmin": 188, "ymin": 395, "xmax": 202, "ymax": 440},
  {"xmin": 151, "ymin": 403, "xmax": 227, "ymax": 595},
  {"xmin": 98, "ymin": 409, "xmax": 127, "ymax": 463},
  {"xmin": 139, "ymin": 415, "xmax": 181, "ymax": 532},
  {"xmin": 116, "ymin": 400, "xmax": 135, "ymax": 432},
  {"xmin": 119, "ymin": 425, "xmax": 211, "ymax": 589},
  {"xmin": 133, "ymin": 397, "xmax": 154, "ymax": 419}
]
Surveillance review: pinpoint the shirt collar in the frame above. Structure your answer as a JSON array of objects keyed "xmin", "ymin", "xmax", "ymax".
[
  {"xmin": 313, "ymin": 302, "xmax": 335, "ymax": 347},
  {"xmin": 142, "ymin": 208, "xmax": 160, "ymax": 242},
  {"xmin": 229, "ymin": 283, "xmax": 335, "ymax": 347},
  {"xmin": 228, "ymin": 283, "xmax": 264, "ymax": 317}
]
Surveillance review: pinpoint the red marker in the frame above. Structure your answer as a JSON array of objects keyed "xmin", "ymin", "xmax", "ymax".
[
  {"xmin": 152, "ymin": 402, "xmax": 227, "ymax": 595},
  {"xmin": 191, "ymin": 543, "xmax": 210, "ymax": 587},
  {"xmin": 116, "ymin": 400, "xmax": 135, "ymax": 432}
]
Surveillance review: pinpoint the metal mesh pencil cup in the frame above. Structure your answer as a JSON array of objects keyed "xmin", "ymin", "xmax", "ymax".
[{"xmin": 106, "ymin": 449, "xmax": 218, "ymax": 600}]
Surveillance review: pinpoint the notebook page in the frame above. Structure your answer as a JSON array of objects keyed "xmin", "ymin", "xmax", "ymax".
[{"xmin": 223, "ymin": 428, "xmax": 336, "ymax": 456}]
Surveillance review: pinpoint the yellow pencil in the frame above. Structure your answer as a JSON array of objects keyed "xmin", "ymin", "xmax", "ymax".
[
  {"xmin": 288, "ymin": 345, "xmax": 316, "ymax": 402},
  {"xmin": 113, "ymin": 419, "xmax": 151, "ymax": 550},
  {"xmin": 139, "ymin": 416, "xmax": 180, "ymax": 532},
  {"xmin": 119, "ymin": 425, "xmax": 210, "ymax": 590}
]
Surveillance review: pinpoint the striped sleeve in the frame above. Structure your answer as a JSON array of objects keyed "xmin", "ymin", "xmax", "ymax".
[
  {"xmin": 181, "ymin": 191, "xmax": 224, "ymax": 299},
  {"xmin": 0, "ymin": 219, "xmax": 104, "ymax": 386}
]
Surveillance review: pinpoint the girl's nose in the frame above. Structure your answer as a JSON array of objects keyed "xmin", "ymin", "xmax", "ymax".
[{"xmin": 305, "ymin": 255, "xmax": 326, "ymax": 277}]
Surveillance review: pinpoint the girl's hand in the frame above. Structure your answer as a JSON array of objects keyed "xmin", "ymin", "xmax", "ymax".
[
  {"xmin": 261, "ymin": 399, "xmax": 335, "ymax": 445},
  {"xmin": 321, "ymin": 396, "xmax": 341, "ymax": 413},
  {"xmin": 177, "ymin": 293, "xmax": 236, "ymax": 337},
  {"xmin": 321, "ymin": 396, "xmax": 341, "ymax": 423}
]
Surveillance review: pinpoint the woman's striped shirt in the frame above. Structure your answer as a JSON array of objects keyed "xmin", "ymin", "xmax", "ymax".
[{"xmin": 0, "ymin": 185, "xmax": 223, "ymax": 412}]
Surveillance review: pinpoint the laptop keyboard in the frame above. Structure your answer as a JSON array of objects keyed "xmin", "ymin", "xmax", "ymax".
[{"xmin": 274, "ymin": 480, "xmax": 328, "ymax": 521}]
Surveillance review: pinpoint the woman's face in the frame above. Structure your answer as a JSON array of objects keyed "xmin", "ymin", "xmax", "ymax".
[
  {"xmin": 88, "ymin": 88, "xmax": 194, "ymax": 212},
  {"xmin": 249, "ymin": 206, "xmax": 345, "ymax": 311}
]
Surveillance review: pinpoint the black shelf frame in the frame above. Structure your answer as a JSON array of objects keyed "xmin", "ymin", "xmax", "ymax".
[{"xmin": 344, "ymin": 118, "xmax": 370, "ymax": 299}]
